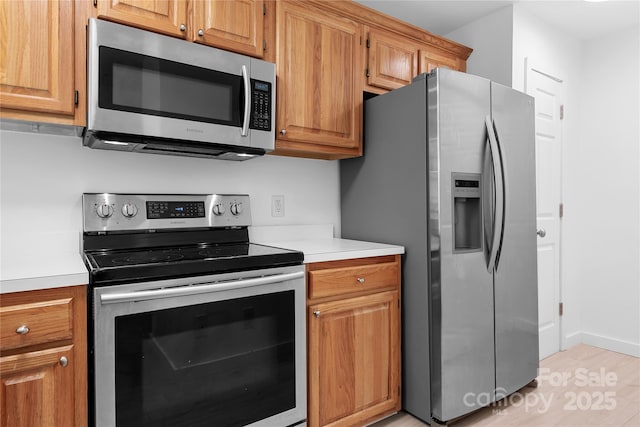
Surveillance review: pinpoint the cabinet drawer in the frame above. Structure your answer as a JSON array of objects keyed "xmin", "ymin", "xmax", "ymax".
[
  {"xmin": 0, "ymin": 298, "xmax": 74, "ymax": 351},
  {"xmin": 308, "ymin": 261, "xmax": 398, "ymax": 299}
]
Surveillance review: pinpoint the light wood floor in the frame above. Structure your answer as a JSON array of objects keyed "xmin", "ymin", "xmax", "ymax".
[{"xmin": 372, "ymin": 344, "xmax": 639, "ymax": 426}]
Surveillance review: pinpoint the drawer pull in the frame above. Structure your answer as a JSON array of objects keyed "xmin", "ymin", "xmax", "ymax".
[
  {"xmin": 59, "ymin": 356, "xmax": 68, "ymax": 368},
  {"xmin": 356, "ymin": 277, "xmax": 366, "ymax": 284},
  {"xmin": 16, "ymin": 325, "xmax": 30, "ymax": 335},
  {"xmin": 313, "ymin": 311, "xmax": 321, "ymax": 318}
]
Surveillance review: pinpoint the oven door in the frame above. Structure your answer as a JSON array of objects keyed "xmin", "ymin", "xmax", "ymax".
[{"xmin": 92, "ymin": 265, "xmax": 306, "ymax": 427}]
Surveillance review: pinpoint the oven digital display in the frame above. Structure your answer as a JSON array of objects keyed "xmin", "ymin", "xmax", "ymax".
[{"xmin": 147, "ymin": 201, "xmax": 206, "ymax": 219}]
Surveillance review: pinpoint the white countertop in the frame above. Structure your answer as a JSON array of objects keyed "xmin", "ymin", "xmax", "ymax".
[
  {"xmin": 0, "ymin": 231, "xmax": 89, "ymax": 294},
  {"xmin": 1, "ymin": 252, "xmax": 88, "ymax": 294},
  {"xmin": 250, "ymin": 224, "xmax": 404, "ymax": 263},
  {"xmin": 0, "ymin": 225, "xmax": 404, "ymax": 294},
  {"xmin": 261, "ymin": 238, "xmax": 404, "ymax": 263}
]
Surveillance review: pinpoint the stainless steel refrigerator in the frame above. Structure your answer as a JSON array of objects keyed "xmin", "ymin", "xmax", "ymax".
[{"xmin": 340, "ymin": 68, "xmax": 539, "ymax": 424}]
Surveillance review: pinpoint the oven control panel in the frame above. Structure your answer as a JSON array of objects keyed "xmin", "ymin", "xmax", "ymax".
[{"xmin": 83, "ymin": 193, "xmax": 251, "ymax": 232}]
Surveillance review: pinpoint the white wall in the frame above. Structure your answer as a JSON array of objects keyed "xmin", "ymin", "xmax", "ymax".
[
  {"xmin": 512, "ymin": 5, "xmax": 585, "ymax": 351},
  {"xmin": 451, "ymin": 4, "xmax": 640, "ymax": 356},
  {"xmin": 446, "ymin": 5, "xmax": 514, "ymax": 86},
  {"xmin": 0, "ymin": 130, "xmax": 341, "ymax": 257},
  {"xmin": 512, "ymin": 8, "xmax": 640, "ymax": 356},
  {"xmin": 573, "ymin": 26, "xmax": 640, "ymax": 356}
]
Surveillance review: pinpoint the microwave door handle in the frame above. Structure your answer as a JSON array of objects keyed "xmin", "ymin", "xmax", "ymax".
[{"xmin": 241, "ymin": 65, "xmax": 250, "ymax": 137}]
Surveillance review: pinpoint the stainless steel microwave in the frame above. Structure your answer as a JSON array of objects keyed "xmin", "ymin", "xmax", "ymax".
[{"xmin": 84, "ymin": 18, "xmax": 275, "ymax": 161}]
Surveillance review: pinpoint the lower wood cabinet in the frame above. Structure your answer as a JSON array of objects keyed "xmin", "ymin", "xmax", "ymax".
[
  {"xmin": 307, "ymin": 255, "xmax": 401, "ymax": 427},
  {"xmin": 0, "ymin": 286, "xmax": 87, "ymax": 427}
]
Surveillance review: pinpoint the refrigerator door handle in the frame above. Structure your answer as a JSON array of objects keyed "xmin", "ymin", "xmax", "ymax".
[
  {"xmin": 482, "ymin": 136, "xmax": 495, "ymax": 266},
  {"xmin": 492, "ymin": 118, "xmax": 507, "ymax": 269},
  {"xmin": 483, "ymin": 116, "xmax": 505, "ymax": 272}
]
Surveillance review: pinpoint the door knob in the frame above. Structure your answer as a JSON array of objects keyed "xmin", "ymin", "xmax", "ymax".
[{"xmin": 537, "ymin": 228, "xmax": 546, "ymax": 238}]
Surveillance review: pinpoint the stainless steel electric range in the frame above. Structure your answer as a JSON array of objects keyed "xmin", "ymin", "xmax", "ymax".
[{"xmin": 82, "ymin": 193, "xmax": 306, "ymax": 427}]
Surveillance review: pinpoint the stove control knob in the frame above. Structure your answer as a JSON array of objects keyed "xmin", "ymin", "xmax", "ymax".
[
  {"xmin": 230, "ymin": 202, "xmax": 244, "ymax": 216},
  {"xmin": 212, "ymin": 203, "xmax": 225, "ymax": 216},
  {"xmin": 121, "ymin": 203, "xmax": 138, "ymax": 218},
  {"xmin": 96, "ymin": 203, "xmax": 114, "ymax": 218}
]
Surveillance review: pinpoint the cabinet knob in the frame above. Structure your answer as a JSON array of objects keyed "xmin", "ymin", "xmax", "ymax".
[
  {"xmin": 16, "ymin": 325, "xmax": 30, "ymax": 335},
  {"xmin": 59, "ymin": 356, "xmax": 68, "ymax": 368},
  {"xmin": 198, "ymin": 29, "xmax": 204, "ymax": 37},
  {"xmin": 356, "ymin": 277, "xmax": 365, "ymax": 284},
  {"xmin": 537, "ymin": 228, "xmax": 547, "ymax": 238},
  {"xmin": 179, "ymin": 24, "xmax": 186, "ymax": 32},
  {"xmin": 313, "ymin": 311, "xmax": 321, "ymax": 318},
  {"xmin": 280, "ymin": 129, "xmax": 286, "ymax": 136}
]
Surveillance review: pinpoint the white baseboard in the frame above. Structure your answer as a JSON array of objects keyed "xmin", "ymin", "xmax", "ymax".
[
  {"xmin": 562, "ymin": 331, "xmax": 583, "ymax": 350},
  {"xmin": 569, "ymin": 331, "xmax": 640, "ymax": 357}
]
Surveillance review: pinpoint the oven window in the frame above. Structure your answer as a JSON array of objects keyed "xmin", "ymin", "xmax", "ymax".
[
  {"xmin": 114, "ymin": 291, "xmax": 296, "ymax": 427},
  {"xmin": 99, "ymin": 46, "xmax": 243, "ymax": 126}
]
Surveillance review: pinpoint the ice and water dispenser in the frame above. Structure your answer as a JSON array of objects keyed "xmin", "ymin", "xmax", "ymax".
[{"xmin": 452, "ymin": 173, "xmax": 482, "ymax": 252}]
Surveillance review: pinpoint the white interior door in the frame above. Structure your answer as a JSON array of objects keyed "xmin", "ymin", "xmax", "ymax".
[{"xmin": 525, "ymin": 59, "xmax": 563, "ymax": 360}]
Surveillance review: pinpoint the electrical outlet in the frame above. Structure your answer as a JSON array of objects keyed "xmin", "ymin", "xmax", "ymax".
[{"xmin": 271, "ymin": 195, "xmax": 285, "ymax": 217}]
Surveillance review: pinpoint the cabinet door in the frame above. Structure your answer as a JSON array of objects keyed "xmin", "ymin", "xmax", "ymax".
[
  {"xmin": 97, "ymin": 0, "xmax": 187, "ymax": 38},
  {"xmin": 419, "ymin": 48, "xmax": 464, "ymax": 74},
  {"xmin": 275, "ymin": 1, "xmax": 363, "ymax": 158},
  {"xmin": 0, "ymin": 346, "xmax": 74, "ymax": 427},
  {"xmin": 308, "ymin": 291, "xmax": 400, "ymax": 427},
  {"xmin": 0, "ymin": 0, "xmax": 74, "ymax": 115},
  {"xmin": 366, "ymin": 27, "xmax": 419, "ymax": 91},
  {"xmin": 192, "ymin": 0, "xmax": 264, "ymax": 58}
]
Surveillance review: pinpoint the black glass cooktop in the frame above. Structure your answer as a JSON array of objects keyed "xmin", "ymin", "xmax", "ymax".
[{"xmin": 84, "ymin": 243, "xmax": 303, "ymax": 286}]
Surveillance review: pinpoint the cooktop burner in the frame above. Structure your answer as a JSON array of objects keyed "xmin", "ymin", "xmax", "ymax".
[
  {"xmin": 82, "ymin": 193, "xmax": 304, "ymax": 286},
  {"xmin": 109, "ymin": 251, "xmax": 186, "ymax": 266}
]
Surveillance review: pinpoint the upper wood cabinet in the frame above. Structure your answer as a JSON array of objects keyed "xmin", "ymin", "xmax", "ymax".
[
  {"xmin": 420, "ymin": 47, "xmax": 466, "ymax": 74},
  {"xmin": 365, "ymin": 26, "xmax": 420, "ymax": 92},
  {"xmin": 273, "ymin": 0, "xmax": 363, "ymax": 159},
  {"xmin": 0, "ymin": 0, "xmax": 75, "ymax": 119},
  {"xmin": 192, "ymin": 0, "xmax": 265, "ymax": 58},
  {"xmin": 95, "ymin": 0, "xmax": 266, "ymax": 58},
  {"xmin": 266, "ymin": 0, "xmax": 471, "ymax": 159},
  {"xmin": 96, "ymin": 0, "xmax": 188, "ymax": 38},
  {"xmin": 364, "ymin": 26, "xmax": 469, "ymax": 93}
]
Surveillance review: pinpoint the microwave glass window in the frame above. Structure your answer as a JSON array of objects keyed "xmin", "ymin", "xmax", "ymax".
[
  {"xmin": 112, "ymin": 64, "xmax": 233, "ymax": 122},
  {"xmin": 100, "ymin": 47, "xmax": 242, "ymax": 126}
]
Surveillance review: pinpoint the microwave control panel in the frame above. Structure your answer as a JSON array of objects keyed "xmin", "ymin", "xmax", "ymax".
[{"xmin": 250, "ymin": 79, "xmax": 272, "ymax": 131}]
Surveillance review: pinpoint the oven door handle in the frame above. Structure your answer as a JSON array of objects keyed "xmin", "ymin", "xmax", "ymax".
[{"xmin": 99, "ymin": 271, "xmax": 305, "ymax": 304}]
